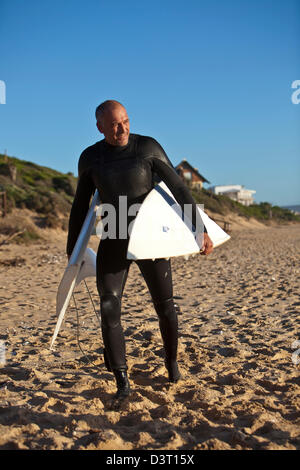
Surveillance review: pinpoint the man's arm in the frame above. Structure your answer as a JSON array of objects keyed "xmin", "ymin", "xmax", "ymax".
[
  {"xmin": 145, "ymin": 141, "xmax": 213, "ymax": 255},
  {"xmin": 66, "ymin": 169, "xmax": 95, "ymax": 258}
]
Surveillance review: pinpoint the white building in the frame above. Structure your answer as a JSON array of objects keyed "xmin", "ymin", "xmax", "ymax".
[{"xmin": 209, "ymin": 184, "xmax": 256, "ymax": 206}]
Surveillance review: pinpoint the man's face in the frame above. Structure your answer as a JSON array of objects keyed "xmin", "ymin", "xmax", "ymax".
[{"xmin": 97, "ymin": 105, "xmax": 130, "ymax": 146}]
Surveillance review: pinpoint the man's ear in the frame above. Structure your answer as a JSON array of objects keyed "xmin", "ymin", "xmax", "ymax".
[{"xmin": 96, "ymin": 121, "xmax": 104, "ymax": 134}]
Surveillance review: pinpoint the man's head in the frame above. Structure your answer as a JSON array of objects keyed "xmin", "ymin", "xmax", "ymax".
[{"xmin": 95, "ymin": 100, "xmax": 130, "ymax": 146}]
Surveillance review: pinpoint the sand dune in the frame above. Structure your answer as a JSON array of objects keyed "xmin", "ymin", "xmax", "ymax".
[{"xmin": 0, "ymin": 224, "xmax": 299, "ymax": 450}]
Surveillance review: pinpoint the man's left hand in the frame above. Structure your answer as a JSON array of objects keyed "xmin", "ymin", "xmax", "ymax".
[{"xmin": 199, "ymin": 232, "xmax": 213, "ymax": 255}]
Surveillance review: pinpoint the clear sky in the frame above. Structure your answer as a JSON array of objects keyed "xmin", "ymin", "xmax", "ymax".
[{"xmin": 0, "ymin": 0, "xmax": 299, "ymax": 206}]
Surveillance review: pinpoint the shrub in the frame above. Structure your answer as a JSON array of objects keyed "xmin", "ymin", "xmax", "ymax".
[{"xmin": 52, "ymin": 175, "xmax": 76, "ymax": 196}]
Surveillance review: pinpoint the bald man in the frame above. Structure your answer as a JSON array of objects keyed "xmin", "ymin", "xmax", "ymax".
[{"xmin": 67, "ymin": 100, "xmax": 213, "ymax": 408}]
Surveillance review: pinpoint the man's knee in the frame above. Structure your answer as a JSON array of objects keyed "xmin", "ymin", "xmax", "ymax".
[
  {"xmin": 100, "ymin": 294, "xmax": 121, "ymax": 329},
  {"xmin": 154, "ymin": 297, "xmax": 177, "ymax": 320}
]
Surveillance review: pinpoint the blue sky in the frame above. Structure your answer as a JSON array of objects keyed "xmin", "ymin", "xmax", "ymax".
[{"xmin": 0, "ymin": 0, "xmax": 299, "ymax": 206}]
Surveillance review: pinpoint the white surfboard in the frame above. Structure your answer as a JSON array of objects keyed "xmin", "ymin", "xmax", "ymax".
[
  {"xmin": 50, "ymin": 190, "xmax": 100, "ymax": 349},
  {"xmin": 50, "ymin": 182, "xmax": 230, "ymax": 347},
  {"xmin": 127, "ymin": 182, "xmax": 230, "ymax": 260}
]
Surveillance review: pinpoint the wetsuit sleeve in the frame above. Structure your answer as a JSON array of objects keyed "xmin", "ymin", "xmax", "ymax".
[
  {"xmin": 66, "ymin": 160, "xmax": 95, "ymax": 257},
  {"xmin": 147, "ymin": 139, "xmax": 207, "ymax": 232}
]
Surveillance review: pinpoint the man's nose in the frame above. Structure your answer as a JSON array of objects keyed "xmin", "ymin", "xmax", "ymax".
[{"xmin": 118, "ymin": 123, "xmax": 126, "ymax": 133}]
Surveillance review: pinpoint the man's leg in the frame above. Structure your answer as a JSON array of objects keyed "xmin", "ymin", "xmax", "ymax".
[
  {"xmin": 137, "ymin": 258, "xmax": 181, "ymax": 382},
  {"xmin": 96, "ymin": 239, "xmax": 131, "ymax": 399}
]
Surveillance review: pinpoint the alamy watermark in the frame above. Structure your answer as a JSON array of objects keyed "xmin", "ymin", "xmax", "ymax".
[
  {"xmin": 95, "ymin": 197, "xmax": 205, "ymax": 245},
  {"xmin": 291, "ymin": 80, "xmax": 300, "ymax": 104},
  {"xmin": 0, "ymin": 80, "xmax": 6, "ymax": 104},
  {"xmin": 291, "ymin": 340, "xmax": 300, "ymax": 365},
  {"xmin": 0, "ymin": 340, "xmax": 5, "ymax": 365}
]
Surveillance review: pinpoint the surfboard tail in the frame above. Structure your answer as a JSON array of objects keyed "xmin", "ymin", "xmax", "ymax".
[
  {"xmin": 50, "ymin": 248, "xmax": 98, "ymax": 350},
  {"xmin": 197, "ymin": 207, "xmax": 231, "ymax": 247},
  {"xmin": 50, "ymin": 190, "xmax": 100, "ymax": 350},
  {"xmin": 127, "ymin": 181, "xmax": 230, "ymax": 260},
  {"xmin": 50, "ymin": 264, "xmax": 80, "ymax": 349}
]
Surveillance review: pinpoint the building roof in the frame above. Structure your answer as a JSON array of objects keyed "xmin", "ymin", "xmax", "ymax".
[{"xmin": 175, "ymin": 160, "xmax": 210, "ymax": 183}]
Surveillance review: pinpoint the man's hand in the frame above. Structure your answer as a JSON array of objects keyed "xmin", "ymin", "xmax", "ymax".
[{"xmin": 198, "ymin": 232, "xmax": 213, "ymax": 256}]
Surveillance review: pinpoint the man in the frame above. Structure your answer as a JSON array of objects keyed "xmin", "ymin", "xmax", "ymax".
[{"xmin": 67, "ymin": 100, "xmax": 213, "ymax": 407}]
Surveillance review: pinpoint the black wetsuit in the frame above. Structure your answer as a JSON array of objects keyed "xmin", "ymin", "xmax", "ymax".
[{"xmin": 67, "ymin": 133, "xmax": 205, "ymax": 378}]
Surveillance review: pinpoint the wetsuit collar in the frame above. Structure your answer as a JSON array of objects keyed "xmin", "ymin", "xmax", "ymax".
[{"xmin": 103, "ymin": 135, "xmax": 131, "ymax": 152}]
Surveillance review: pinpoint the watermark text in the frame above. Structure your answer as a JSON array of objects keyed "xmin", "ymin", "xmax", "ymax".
[
  {"xmin": 0, "ymin": 80, "xmax": 6, "ymax": 104},
  {"xmin": 0, "ymin": 340, "xmax": 6, "ymax": 365},
  {"xmin": 95, "ymin": 197, "xmax": 205, "ymax": 244},
  {"xmin": 291, "ymin": 80, "xmax": 300, "ymax": 104},
  {"xmin": 291, "ymin": 340, "xmax": 300, "ymax": 365}
]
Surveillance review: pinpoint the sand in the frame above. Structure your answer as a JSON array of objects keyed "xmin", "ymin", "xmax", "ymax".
[{"xmin": 0, "ymin": 223, "xmax": 299, "ymax": 450}]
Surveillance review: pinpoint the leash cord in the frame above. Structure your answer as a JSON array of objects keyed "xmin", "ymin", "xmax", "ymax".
[{"xmin": 72, "ymin": 281, "xmax": 102, "ymax": 369}]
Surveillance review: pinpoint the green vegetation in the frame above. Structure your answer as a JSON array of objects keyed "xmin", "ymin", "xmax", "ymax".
[
  {"xmin": 0, "ymin": 152, "xmax": 299, "ymax": 242},
  {"xmin": 0, "ymin": 152, "xmax": 77, "ymax": 230},
  {"xmin": 191, "ymin": 187, "xmax": 300, "ymax": 223}
]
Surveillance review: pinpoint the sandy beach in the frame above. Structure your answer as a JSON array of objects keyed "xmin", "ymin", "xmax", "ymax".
[{"xmin": 0, "ymin": 222, "xmax": 299, "ymax": 450}]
